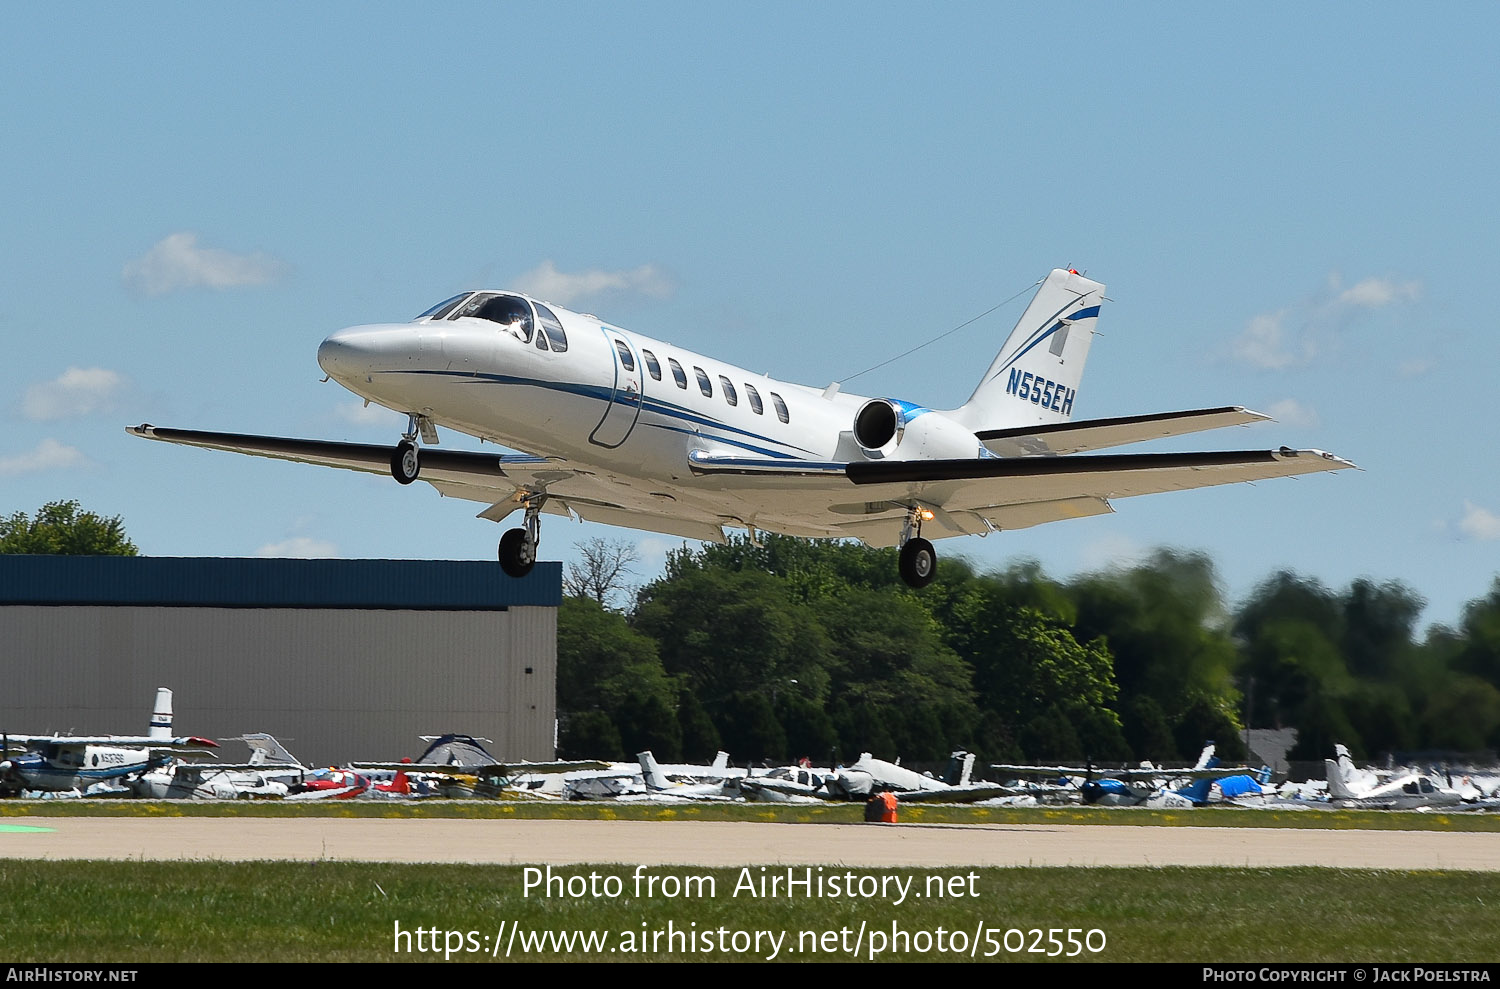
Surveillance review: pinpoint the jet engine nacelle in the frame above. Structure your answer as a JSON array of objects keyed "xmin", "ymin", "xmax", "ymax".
[{"xmin": 852, "ymin": 399, "xmax": 984, "ymax": 461}]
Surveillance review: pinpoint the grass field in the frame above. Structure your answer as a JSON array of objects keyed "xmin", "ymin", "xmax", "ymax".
[
  {"xmin": 1, "ymin": 860, "xmax": 1496, "ymax": 963},
  {"xmin": 4, "ymin": 800, "xmax": 1498, "ymax": 963}
]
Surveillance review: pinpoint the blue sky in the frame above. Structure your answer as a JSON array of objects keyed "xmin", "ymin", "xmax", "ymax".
[{"xmin": 3, "ymin": 5, "xmax": 1496, "ymax": 629}]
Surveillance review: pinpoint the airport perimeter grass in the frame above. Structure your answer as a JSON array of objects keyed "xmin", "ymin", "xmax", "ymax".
[
  {"xmin": 4, "ymin": 798, "xmax": 1500, "ymax": 831},
  {"xmin": 1, "ymin": 860, "xmax": 1497, "ymax": 963}
]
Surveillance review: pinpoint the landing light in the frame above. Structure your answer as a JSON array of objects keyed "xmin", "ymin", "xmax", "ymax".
[{"xmin": 919, "ymin": 509, "xmax": 934, "ymax": 521}]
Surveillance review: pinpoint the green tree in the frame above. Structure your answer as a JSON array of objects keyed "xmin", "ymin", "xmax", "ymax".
[
  {"xmin": 556, "ymin": 596, "xmax": 681, "ymax": 759},
  {"xmin": 0, "ymin": 500, "xmax": 138, "ymax": 555}
]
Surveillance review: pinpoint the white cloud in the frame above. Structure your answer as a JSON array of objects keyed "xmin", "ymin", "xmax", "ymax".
[
  {"xmin": 511, "ymin": 260, "xmax": 674, "ymax": 307},
  {"xmin": 1077, "ymin": 532, "xmax": 1149, "ymax": 572},
  {"xmin": 1231, "ymin": 310, "xmax": 1312, "ymax": 370},
  {"xmin": 1458, "ymin": 501, "xmax": 1500, "ymax": 542},
  {"xmin": 1229, "ymin": 272, "xmax": 1421, "ymax": 371},
  {"xmin": 123, "ymin": 232, "xmax": 287, "ymax": 296},
  {"xmin": 0, "ymin": 438, "xmax": 89, "ymax": 476},
  {"xmin": 1265, "ymin": 398, "xmax": 1319, "ymax": 428},
  {"xmin": 1335, "ymin": 276, "xmax": 1420, "ymax": 309},
  {"xmin": 22, "ymin": 367, "xmax": 126, "ymax": 421},
  {"xmin": 254, "ymin": 536, "xmax": 339, "ymax": 558}
]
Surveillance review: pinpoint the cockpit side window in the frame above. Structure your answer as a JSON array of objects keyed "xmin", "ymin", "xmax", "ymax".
[
  {"xmin": 535, "ymin": 303, "xmax": 568, "ymax": 352},
  {"xmin": 668, "ymin": 358, "xmax": 687, "ymax": 389},
  {"xmin": 416, "ymin": 293, "xmax": 470, "ymax": 320}
]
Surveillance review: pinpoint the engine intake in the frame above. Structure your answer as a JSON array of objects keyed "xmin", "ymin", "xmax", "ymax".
[{"xmin": 853, "ymin": 399, "xmax": 902, "ymax": 452}]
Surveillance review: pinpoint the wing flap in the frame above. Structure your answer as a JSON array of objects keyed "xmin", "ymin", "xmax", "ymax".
[{"xmin": 976, "ymin": 407, "xmax": 1270, "ymax": 457}]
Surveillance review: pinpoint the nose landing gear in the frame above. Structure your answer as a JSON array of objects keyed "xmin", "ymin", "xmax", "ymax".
[{"xmin": 390, "ymin": 413, "xmax": 435, "ymax": 485}]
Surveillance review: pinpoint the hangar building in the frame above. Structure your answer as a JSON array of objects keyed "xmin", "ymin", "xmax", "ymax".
[{"xmin": 0, "ymin": 556, "xmax": 560, "ymax": 766}]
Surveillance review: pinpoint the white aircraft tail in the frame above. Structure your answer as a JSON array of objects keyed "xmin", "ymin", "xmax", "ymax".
[
  {"xmin": 148, "ymin": 687, "xmax": 173, "ymax": 741},
  {"xmin": 637, "ymin": 751, "xmax": 670, "ymax": 790},
  {"xmin": 232, "ymin": 733, "xmax": 303, "ymax": 767},
  {"xmin": 951, "ymin": 268, "xmax": 1105, "ymax": 432},
  {"xmin": 1325, "ymin": 745, "xmax": 1358, "ymax": 800}
]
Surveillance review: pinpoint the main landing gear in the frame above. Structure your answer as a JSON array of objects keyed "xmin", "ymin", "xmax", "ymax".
[
  {"xmin": 898, "ymin": 505, "xmax": 937, "ymax": 589},
  {"xmin": 498, "ymin": 496, "xmax": 545, "ymax": 578}
]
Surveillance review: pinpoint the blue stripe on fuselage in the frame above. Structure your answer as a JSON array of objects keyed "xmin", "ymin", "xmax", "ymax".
[{"xmin": 378, "ymin": 368, "xmax": 820, "ymax": 458}]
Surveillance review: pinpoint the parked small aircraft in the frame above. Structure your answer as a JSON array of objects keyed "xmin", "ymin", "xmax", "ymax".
[
  {"xmin": 129, "ymin": 268, "xmax": 1353, "ymax": 588},
  {"xmin": 0, "ymin": 688, "xmax": 216, "ymax": 794},
  {"xmin": 1324, "ymin": 744, "xmax": 1464, "ymax": 810},
  {"xmin": 823, "ymin": 751, "xmax": 1023, "ymax": 803},
  {"xmin": 992, "ymin": 743, "xmax": 1263, "ymax": 806},
  {"xmin": 128, "ymin": 733, "xmax": 307, "ymax": 800}
]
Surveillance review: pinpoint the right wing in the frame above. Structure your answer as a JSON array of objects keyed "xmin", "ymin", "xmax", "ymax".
[
  {"xmin": 976, "ymin": 406, "xmax": 1270, "ymax": 457},
  {"xmin": 129, "ymin": 424, "xmax": 732, "ymax": 538}
]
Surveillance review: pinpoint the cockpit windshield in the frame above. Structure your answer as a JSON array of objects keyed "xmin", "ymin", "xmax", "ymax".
[
  {"xmin": 449, "ymin": 293, "xmax": 534, "ymax": 342},
  {"xmin": 416, "ymin": 293, "xmax": 470, "ymax": 320}
]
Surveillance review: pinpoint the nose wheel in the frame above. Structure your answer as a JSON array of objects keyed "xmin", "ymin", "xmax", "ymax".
[
  {"xmin": 498, "ymin": 496, "xmax": 545, "ymax": 578},
  {"xmin": 390, "ymin": 440, "xmax": 419, "ymax": 484}
]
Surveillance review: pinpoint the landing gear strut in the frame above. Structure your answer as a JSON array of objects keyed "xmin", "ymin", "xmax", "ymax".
[
  {"xmin": 897, "ymin": 505, "xmax": 937, "ymax": 589},
  {"xmin": 499, "ymin": 496, "xmax": 545, "ymax": 578},
  {"xmin": 390, "ymin": 413, "xmax": 423, "ymax": 484}
]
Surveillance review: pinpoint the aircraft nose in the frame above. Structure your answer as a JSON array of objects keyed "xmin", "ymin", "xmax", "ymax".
[
  {"xmin": 317, "ymin": 327, "xmax": 365, "ymax": 379},
  {"xmin": 317, "ymin": 324, "xmax": 416, "ymax": 380}
]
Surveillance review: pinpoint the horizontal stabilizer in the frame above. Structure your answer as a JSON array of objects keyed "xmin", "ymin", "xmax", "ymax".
[{"xmin": 976, "ymin": 407, "xmax": 1271, "ymax": 457}]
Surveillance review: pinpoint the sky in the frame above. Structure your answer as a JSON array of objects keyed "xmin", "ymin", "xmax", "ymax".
[{"xmin": 2, "ymin": 4, "xmax": 1497, "ymax": 631}]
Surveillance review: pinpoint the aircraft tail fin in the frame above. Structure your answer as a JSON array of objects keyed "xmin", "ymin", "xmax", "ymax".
[
  {"xmin": 233, "ymin": 733, "xmax": 303, "ymax": 767},
  {"xmin": 638, "ymin": 751, "xmax": 669, "ymax": 790},
  {"xmin": 1325, "ymin": 754, "xmax": 1357, "ymax": 800},
  {"xmin": 149, "ymin": 687, "xmax": 173, "ymax": 741},
  {"xmin": 951, "ymin": 268, "xmax": 1105, "ymax": 432},
  {"xmin": 710, "ymin": 751, "xmax": 729, "ymax": 772}
]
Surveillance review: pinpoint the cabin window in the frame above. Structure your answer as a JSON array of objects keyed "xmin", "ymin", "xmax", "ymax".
[
  {"xmin": 534, "ymin": 303, "xmax": 568, "ymax": 352},
  {"xmin": 641, "ymin": 349, "xmax": 662, "ymax": 380},
  {"xmin": 668, "ymin": 358, "xmax": 687, "ymax": 389},
  {"xmin": 535, "ymin": 329, "xmax": 549, "ymax": 350},
  {"xmin": 416, "ymin": 293, "xmax": 469, "ymax": 320},
  {"xmin": 693, "ymin": 367, "xmax": 712, "ymax": 397},
  {"xmin": 771, "ymin": 392, "xmax": 789, "ymax": 423},
  {"xmin": 613, "ymin": 339, "xmax": 635, "ymax": 371},
  {"xmin": 718, "ymin": 376, "xmax": 737, "ymax": 406},
  {"xmin": 745, "ymin": 384, "xmax": 763, "ymax": 415}
]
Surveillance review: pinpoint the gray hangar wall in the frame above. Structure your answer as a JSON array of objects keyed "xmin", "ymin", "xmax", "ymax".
[{"xmin": 0, "ymin": 557, "xmax": 561, "ymax": 766}]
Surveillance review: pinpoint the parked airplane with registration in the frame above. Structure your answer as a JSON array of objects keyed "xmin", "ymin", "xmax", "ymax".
[
  {"xmin": 128, "ymin": 268, "xmax": 1353, "ymax": 587},
  {"xmin": 0, "ymin": 687, "xmax": 216, "ymax": 794}
]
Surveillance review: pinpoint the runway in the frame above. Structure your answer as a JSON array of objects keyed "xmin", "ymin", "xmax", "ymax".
[{"xmin": 4, "ymin": 817, "xmax": 1499, "ymax": 870}]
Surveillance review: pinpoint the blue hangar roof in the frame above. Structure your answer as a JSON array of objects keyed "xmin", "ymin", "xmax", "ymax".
[{"xmin": 0, "ymin": 556, "xmax": 561, "ymax": 610}]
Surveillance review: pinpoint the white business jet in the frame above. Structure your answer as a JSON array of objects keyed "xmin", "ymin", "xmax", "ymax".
[{"xmin": 128, "ymin": 268, "xmax": 1353, "ymax": 587}]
